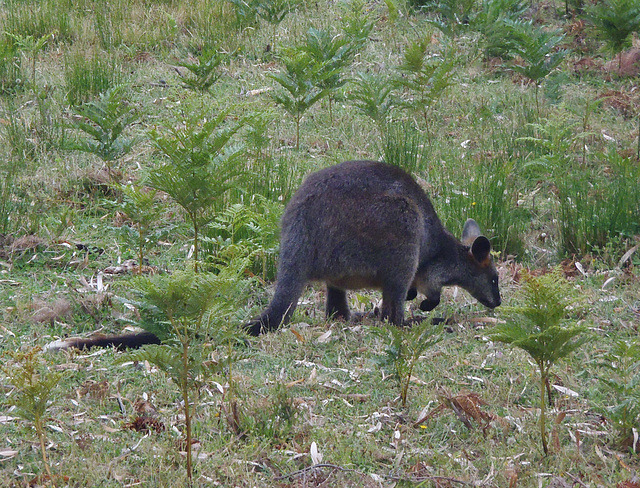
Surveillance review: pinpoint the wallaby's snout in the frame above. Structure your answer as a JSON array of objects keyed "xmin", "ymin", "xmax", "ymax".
[{"xmin": 481, "ymin": 291, "xmax": 501, "ymax": 309}]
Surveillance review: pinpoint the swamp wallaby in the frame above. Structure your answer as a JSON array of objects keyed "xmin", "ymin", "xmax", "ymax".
[{"xmin": 246, "ymin": 160, "xmax": 501, "ymax": 335}]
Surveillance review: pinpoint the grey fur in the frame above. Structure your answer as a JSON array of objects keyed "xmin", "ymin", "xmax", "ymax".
[{"xmin": 246, "ymin": 160, "xmax": 501, "ymax": 335}]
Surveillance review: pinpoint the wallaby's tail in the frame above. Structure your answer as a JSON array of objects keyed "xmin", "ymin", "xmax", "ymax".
[
  {"xmin": 245, "ymin": 273, "xmax": 305, "ymax": 336},
  {"xmin": 45, "ymin": 331, "xmax": 161, "ymax": 351}
]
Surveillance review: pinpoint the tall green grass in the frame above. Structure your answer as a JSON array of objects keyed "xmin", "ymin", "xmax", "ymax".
[
  {"xmin": 64, "ymin": 51, "xmax": 124, "ymax": 105},
  {"xmin": 0, "ymin": 36, "xmax": 23, "ymax": 94},
  {"xmin": 558, "ymin": 150, "xmax": 640, "ymax": 258},
  {"xmin": 435, "ymin": 156, "xmax": 529, "ymax": 256},
  {"xmin": 2, "ymin": 0, "xmax": 74, "ymax": 44},
  {"xmin": 380, "ymin": 120, "xmax": 431, "ymax": 174}
]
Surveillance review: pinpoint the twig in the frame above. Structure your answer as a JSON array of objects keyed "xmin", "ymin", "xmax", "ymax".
[
  {"xmin": 565, "ymin": 472, "xmax": 588, "ymax": 487},
  {"xmin": 386, "ymin": 473, "xmax": 474, "ymax": 486},
  {"xmin": 274, "ymin": 463, "xmax": 366, "ymax": 481},
  {"xmin": 275, "ymin": 463, "xmax": 473, "ymax": 486}
]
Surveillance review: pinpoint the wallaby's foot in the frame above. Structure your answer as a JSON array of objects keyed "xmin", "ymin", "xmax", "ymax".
[
  {"xmin": 405, "ymin": 315, "xmax": 447, "ymax": 327},
  {"xmin": 419, "ymin": 298, "xmax": 440, "ymax": 312},
  {"xmin": 349, "ymin": 310, "xmax": 378, "ymax": 323},
  {"xmin": 404, "ymin": 316, "xmax": 427, "ymax": 326},
  {"xmin": 326, "ymin": 286, "xmax": 350, "ymax": 321},
  {"xmin": 245, "ymin": 319, "xmax": 264, "ymax": 336}
]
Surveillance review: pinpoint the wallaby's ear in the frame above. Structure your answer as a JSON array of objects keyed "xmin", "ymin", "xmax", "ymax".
[
  {"xmin": 461, "ymin": 218, "xmax": 482, "ymax": 246},
  {"xmin": 470, "ymin": 235, "xmax": 492, "ymax": 264}
]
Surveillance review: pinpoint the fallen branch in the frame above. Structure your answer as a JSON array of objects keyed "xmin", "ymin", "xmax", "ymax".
[
  {"xmin": 274, "ymin": 463, "xmax": 473, "ymax": 486},
  {"xmin": 274, "ymin": 463, "xmax": 367, "ymax": 481}
]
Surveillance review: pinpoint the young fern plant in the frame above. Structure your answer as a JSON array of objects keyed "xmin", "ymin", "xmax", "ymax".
[
  {"xmin": 298, "ymin": 27, "xmax": 353, "ymax": 122},
  {"xmin": 148, "ymin": 111, "xmax": 245, "ymax": 272},
  {"xmin": 121, "ymin": 268, "xmax": 245, "ymax": 482},
  {"xmin": 593, "ymin": 339, "xmax": 640, "ymax": 452},
  {"xmin": 470, "ymin": 0, "xmax": 527, "ymax": 60},
  {"xmin": 587, "ymin": 0, "xmax": 640, "ymax": 72},
  {"xmin": 177, "ymin": 49, "xmax": 227, "ymax": 93},
  {"xmin": 253, "ymin": 0, "xmax": 303, "ymax": 53},
  {"xmin": 373, "ymin": 318, "xmax": 443, "ymax": 407},
  {"xmin": 348, "ymin": 72, "xmax": 395, "ymax": 139},
  {"xmin": 490, "ymin": 268, "xmax": 590, "ymax": 455},
  {"xmin": 269, "ymin": 48, "xmax": 332, "ymax": 149},
  {"xmin": 5, "ymin": 31, "xmax": 52, "ymax": 93},
  {"xmin": 424, "ymin": 0, "xmax": 476, "ymax": 39},
  {"xmin": 67, "ymin": 85, "xmax": 139, "ymax": 184},
  {"xmin": 120, "ymin": 184, "xmax": 161, "ymax": 274},
  {"xmin": 205, "ymin": 195, "xmax": 282, "ymax": 281},
  {"xmin": 395, "ymin": 38, "xmax": 454, "ymax": 136},
  {"xmin": 271, "ymin": 26, "xmax": 358, "ymax": 146},
  {"xmin": 339, "ymin": 0, "xmax": 376, "ymax": 53},
  {"xmin": 2, "ymin": 347, "xmax": 65, "ymax": 487},
  {"xmin": 504, "ymin": 20, "xmax": 569, "ymax": 114}
]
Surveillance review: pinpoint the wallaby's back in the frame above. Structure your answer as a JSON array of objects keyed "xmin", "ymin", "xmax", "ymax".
[{"xmin": 280, "ymin": 160, "xmax": 443, "ymax": 282}]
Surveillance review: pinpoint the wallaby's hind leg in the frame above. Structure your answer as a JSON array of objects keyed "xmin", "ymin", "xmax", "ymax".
[
  {"xmin": 326, "ymin": 286, "xmax": 350, "ymax": 320},
  {"xmin": 381, "ymin": 282, "xmax": 410, "ymax": 326},
  {"xmin": 245, "ymin": 273, "xmax": 305, "ymax": 336}
]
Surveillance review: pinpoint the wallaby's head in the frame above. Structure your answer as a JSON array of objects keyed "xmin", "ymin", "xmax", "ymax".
[{"xmin": 459, "ymin": 219, "xmax": 501, "ymax": 309}]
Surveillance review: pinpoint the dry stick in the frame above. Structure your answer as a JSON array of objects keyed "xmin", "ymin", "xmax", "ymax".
[
  {"xmin": 36, "ymin": 420, "xmax": 56, "ymax": 488},
  {"xmin": 274, "ymin": 463, "xmax": 366, "ymax": 481},
  {"xmin": 274, "ymin": 463, "xmax": 472, "ymax": 486},
  {"xmin": 565, "ymin": 472, "xmax": 588, "ymax": 487},
  {"xmin": 387, "ymin": 473, "xmax": 473, "ymax": 486}
]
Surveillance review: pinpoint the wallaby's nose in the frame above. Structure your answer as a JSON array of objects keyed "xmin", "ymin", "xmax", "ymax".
[{"xmin": 485, "ymin": 296, "xmax": 501, "ymax": 308}]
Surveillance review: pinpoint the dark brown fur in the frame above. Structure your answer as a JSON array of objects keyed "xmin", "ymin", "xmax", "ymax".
[
  {"xmin": 246, "ymin": 160, "xmax": 501, "ymax": 335},
  {"xmin": 45, "ymin": 331, "xmax": 161, "ymax": 351}
]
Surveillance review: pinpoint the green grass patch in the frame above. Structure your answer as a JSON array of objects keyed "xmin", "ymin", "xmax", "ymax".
[{"xmin": 1, "ymin": 0, "xmax": 640, "ymax": 486}]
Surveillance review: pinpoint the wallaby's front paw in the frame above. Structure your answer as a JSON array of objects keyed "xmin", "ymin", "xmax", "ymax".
[
  {"xmin": 244, "ymin": 320, "xmax": 264, "ymax": 336},
  {"xmin": 419, "ymin": 298, "xmax": 440, "ymax": 312}
]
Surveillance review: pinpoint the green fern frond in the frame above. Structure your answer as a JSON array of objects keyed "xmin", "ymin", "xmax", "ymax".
[
  {"xmin": 491, "ymin": 267, "xmax": 590, "ymax": 455},
  {"xmin": 68, "ymin": 85, "xmax": 138, "ymax": 163}
]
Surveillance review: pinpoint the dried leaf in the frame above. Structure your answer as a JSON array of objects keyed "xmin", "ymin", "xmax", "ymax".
[
  {"xmin": 124, "ymin": 416, "xmax": 165, "ymax": 433},
  {"xmin": 551, "ymin": 423, "xmax": 560, "ymax": 452},
  {"xmin": 506, "ymin": 468, "xmax": 518, "ymax": 488},
  {"xmin": 316, "ymin": 329, "xmax": 332, "ymax": 343},
  {"xmin": 554, "ymin": 412, "xmax": 567, "ymax": 424},
  {"xmin": 618, "ymin": 245, "xmax": 639, "ymax": 269},
  {"xmin": 310, "ymin": 441, "xmax": 323, "ymax": 465},
  {"xmin": 391, "ymin": 429, "xmax": 401, "ymax": 449},
  {"xmin": 552, "ymin": 385, "xmax": 579, "ymax": 397},
  {"xmin": 133, "ymin": 398, "xmax": 159, "ymax": 417},
  {"xmin": 342, "ymin": 393, "xmax": 370, "ymax": 403},
  {"xmin": 594, "ymin": 444, "xmax": 607, "ymax": 464},
  {"xmin": 472, "ymin": 316, "xmax": 506, "ymax": 325},
  {"xmin": 308, "ymin": 367, "xmax": 317, "ymax": 383},
  {"xmin": 0, "ymin": 324, "xmax": 15, "ymax": 337},
  {"xmin": 290, "ymin": 328, "xmax": 305, "ymax": 343},
  {"xmin": 415, "ymin": 388, "xmax": 503, "ymax": 432}
]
